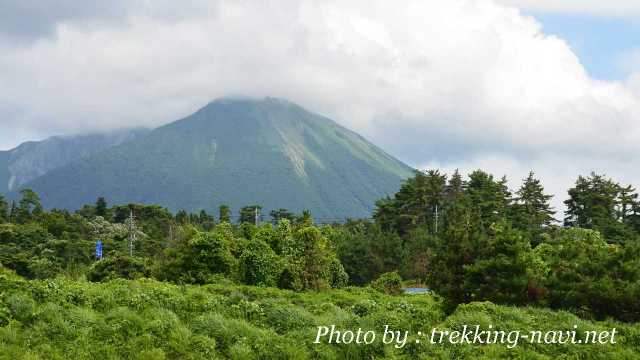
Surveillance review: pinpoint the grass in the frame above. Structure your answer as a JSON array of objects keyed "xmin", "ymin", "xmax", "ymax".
[{"xmin": 1, "ymin": 272, "xmax": 638, "ymax": 359}]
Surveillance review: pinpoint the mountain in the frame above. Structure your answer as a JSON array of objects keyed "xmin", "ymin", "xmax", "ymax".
[
  {"xmin": 0, "ymin": 128, "xmax": 149, "ymax": 193},
  {"xmin": 13, "ymin": 98, "xmax": 414, "ymax": 219}
]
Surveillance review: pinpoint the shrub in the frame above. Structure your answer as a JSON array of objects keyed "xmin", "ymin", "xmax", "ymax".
[
  {"xmin": 371, "ymin": 271, "xmax": 403, "ymax": 295},
  {"xmin": 239, "ymin": 239, "xmax": 282, "ymax": 287},
  {"xmin": 87, "ymin": 255, "xmax": 150, "ymax": 282},
  {"xmin": 262, "ymin": 302, "xmax": 313, "ymax": 334}
]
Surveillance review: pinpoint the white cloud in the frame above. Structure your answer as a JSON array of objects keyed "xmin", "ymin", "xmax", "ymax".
[
  {"xmin": 618, "ymin": 48, "xmax": 640, "ymax": 75},
  {"xmin": 1, "ymin": 0, "xmax": 640, "ymax": 208},
  {"xmin": 496, "ymin": 0, "xmax": 640, "ymax": 17}
]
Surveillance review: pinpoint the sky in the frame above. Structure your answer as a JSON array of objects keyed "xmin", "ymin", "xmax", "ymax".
[{"xmin": 1, "ymin": 0, "xmax": 640, "ymax": 213}]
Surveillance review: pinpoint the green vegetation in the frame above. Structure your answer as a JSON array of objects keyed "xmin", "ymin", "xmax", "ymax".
[
  {"xmin": 1, "ymin": 273, "xmax": 639, "ymax": 359},
  {"xmin": 2, "ymin": 167, "xmax": 640, "ymax": 358},
  {"xmin": 10, "ymin": 98, "xmax": 413, "ymax": 219},
  {"xmin": 0, "ymin": 129, "xmax": 149, "ymax": 193}
]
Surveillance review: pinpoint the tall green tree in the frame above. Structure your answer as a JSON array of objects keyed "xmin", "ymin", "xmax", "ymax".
[
  {"xmin": 465, "ymin": 170, "xmax": 511, "ymax": 227},
  {"xmin": 427, "ymin": 195, "xmax": 483, "ymax": 308},
  {"xmin": 511, "ymin": 171, "xmax": 555, "ymax": 243},
  {"xmin": 564, "ymin": 173, "xmax": 636, "ymax": 243},
  {"xmin": 239, "ymin": 205, "xmax": 262, "ymax": 225},
  {"xmin": 463, "ymin": 222, "xmax": 538, "ymax": 305},
  {"xmin": 539, "ymin": 228, "xmax": 640, "ymax": 321},
  {"xmin": 17, "ymin": 189, "xmax": 43, "ymax": 223},
  {"xmin": 95, "ymin": 197, "xmax": 108, "ymax": 218},
  {"xmin": 374, "ymin": 169, "xmax": 446, "ymax": 234},
  {"xmin": 270, "ymin": 208, "xmax": 294, "ymax": 224},
  {"xmin": 281, "ymin": 226, "xmax": 346, "ymax": 290},
  {"xmin": 8, "ymin": 201, "xmax": 17, "ymax": 223},
  {"xmin": 0, "ymin": 195, "xmax": 7, "ymax": 223},
  {"xmin": 219, "ymin": 204, "xmax": 231, "ymax": 223},
  {"xmin": 198, "ymin": 210, "xmax": 215, "ymax": 230},
  {"xmin": 175, "ymin": 209, "xmax": 189, "ymax": 224},
  {"xmin": 445, "ymin": 169, "xmax": 464, "ymax": 200}
]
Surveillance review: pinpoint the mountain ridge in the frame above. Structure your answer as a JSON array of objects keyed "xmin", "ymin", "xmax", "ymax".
[
  {"xmin": 0, "ymin": 128, "xmax": 150, "ymax": 193},
  {"xmin": 9, "ymin": 98, "xmax": 414, "ymax": 218}
]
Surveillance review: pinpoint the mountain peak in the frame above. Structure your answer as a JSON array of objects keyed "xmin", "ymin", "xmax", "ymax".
[
  {"xmin": 208, "ymin": 95, "xmax": 296, "ymax": 106},
  {"xmin": 9, "ymin": 100, "xmax": 414, "ymax": 218}
]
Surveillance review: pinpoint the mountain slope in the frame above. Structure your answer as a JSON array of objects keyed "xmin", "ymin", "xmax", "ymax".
[
  {"xmin": 17, "ymin": 98, "xmax": 414, "ymax": 218},
  {"xmin": 1, "ymin": 129, "xmax": 149, "ymax": 192}
]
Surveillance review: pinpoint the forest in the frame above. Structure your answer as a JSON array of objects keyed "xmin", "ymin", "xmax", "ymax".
[{"xmin": 1, "ymin": 169, "xmax": 640, "ymax": 358}]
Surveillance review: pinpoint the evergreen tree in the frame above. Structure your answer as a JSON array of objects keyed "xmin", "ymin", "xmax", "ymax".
[
  {"xmin": 618, "ymin": 185, "xmax": 640, "ymax": 233},
  {"xmin": 511, "ymin": 171, "xmax": 555, "ymax": 243},
  {"xmin": 463, "ymin": 222, "xmax": 536, "ymax": 305},
  {"xmin": 296, "ymin": 209, "xmax": 313, "ymax": 226},
  {"xmin": 564, "ymin": 173, "xmax": 635, "ymax": 243},
  {"xmin": 445, "ymin": 169, "xmax": 464, "ymax": 200},
  {"xmin": 565, "ymin": 173, "xmax": 617, "ymax": 228},
  {"xmin": 270, "ymin": 208, "xmax": 294, "ymax": 223},
  {"xmin": 17, "ymin": 189, "xmax": 43, "ymax": 223},
  {"xmin": 175, "ymin": 210, "xmax": 189, "ymax": 225},
  {"xmin": 0, "ymin": 195, "xmax": 7, "ymax": 223},
  {"xmin": 465, "ymin": 170, "xmax": 511, "ymax": 227},
  {"xmin": 427, "ymin": 195, "xmax": 483, "ymax": 308},
  {"xmin": 199, "ymin": 210, "xmax": 215, "ymax": 230},
  {"xmin": 373, "ymin": 169, "xmax": 446, "ymax": 234},
  {"xmin": 8, "ymin": 201, "xmax": 17, "ymax": 223},
  {"xmin": 239, "ymin": 205, "xmax": 261, "ymax": 224},
  {"xmin": 95, "ymin": 197, "xmax": 108, "ymax": 218},
  {"xmin": 219, "ymin": 204, "xmax": 231, "ymax": 223}
]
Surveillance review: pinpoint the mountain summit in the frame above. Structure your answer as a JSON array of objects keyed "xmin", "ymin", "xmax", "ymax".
[{"xmin": 13, "ymin": 98, "xmax": 414, "ymax": 219}]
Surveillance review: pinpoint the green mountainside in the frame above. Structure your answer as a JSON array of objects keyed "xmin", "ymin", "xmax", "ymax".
[
  {"xmin": 15, "ymin": 97, "xmax": 414, "ymax": 218},
  {"xmin": 0, "ymin": 129, "xmax": 149, "ymax": 193}
]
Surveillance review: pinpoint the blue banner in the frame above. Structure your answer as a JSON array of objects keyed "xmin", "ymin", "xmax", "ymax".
[{"xmin": 96, "ymin": 240, "xmax": 103, "ymax": 260}]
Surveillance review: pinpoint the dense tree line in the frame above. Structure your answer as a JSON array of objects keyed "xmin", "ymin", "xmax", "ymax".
[
  {"xmin": 1, "ymin": 169, "xmax": 640, "ymax": 321},
  {"xmin": 334, "ymin": 170, "xmax": 640, "ymax": 321},
  {"xmin": 0, "ymin": 193, "xmax": 347, "ymax": 292}
]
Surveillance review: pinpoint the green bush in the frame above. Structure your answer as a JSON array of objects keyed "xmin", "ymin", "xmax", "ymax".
[
  {"xmin": 1, "ymin": 277, "xmax": 639, "ymax": 359},
  {"xmin": 87, "ymin": 255, "xmax": 150, "ymax": 282},
  {"xmin": 239, "ymin": 239, "xmax": 282, "ymax": 287},
  {"xmin": 371, "ymin": 271, "xmax": 403, "ymax": 295}
]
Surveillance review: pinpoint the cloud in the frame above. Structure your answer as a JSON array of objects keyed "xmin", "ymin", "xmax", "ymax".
[
  {"xmin": 0, "ymin": 1, "xmax": 218, "ymax": 41},
  {"xmin": 1, "ymin": 0, "xmax": 640, "ymax": 209},
  {"xmin": 618, "ymin": 48, "xmax": 640, "ymax": 75},
  {"xmin": 495, "ymin": 0, "xmax": 640, "ymax": 17}
]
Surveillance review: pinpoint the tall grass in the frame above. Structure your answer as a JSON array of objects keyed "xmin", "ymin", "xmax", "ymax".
[{"xmin": 1, "ymin": 274, "xmax": 638, "ymax": 359}]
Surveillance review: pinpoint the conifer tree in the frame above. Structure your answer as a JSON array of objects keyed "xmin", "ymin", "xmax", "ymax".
[
  {"xmin": 269, "ymin": 208, "xmax": 294, "ymax": 223},
  {"xmin": 564, "ymin": 173, "xmax": 636, "ymax": 243},
  {"xmin": 175, "ymin": 209, "xmax": 188, "ymax": 224},
  {"xmin": 445, "ymin": 169, "xmax": 464, "ymax": 200},
  {"xmin": 219, "ymin": 204, "xmax": 231, "ymax": 223},
  {"xmin": 17, "ymin": 189, "xmax": 43, "ymax": 223},
  {"xmin": 511, "ymin": 171, "xmax": 555, "ymax": 242},
  {"xmin": 0, "ymin": 195, "xmax": 7, "ymax": 223},
  {"xmin": 239, "ymin": 205, "xmax": 261, "ymax": 224},
  {"xmin": 95, "ymin": 197, "xmax": 108, "ymax": 218},
  {"xmin": 8, "ymin": 201, "xmax": 17, "ymax": 223},
  {"xmin": 465, "ymin": 170, "xmax": 511, "ymax": 227}
]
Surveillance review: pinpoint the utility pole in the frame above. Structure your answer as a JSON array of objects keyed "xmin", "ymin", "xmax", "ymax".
[
  {"xmin": 434, "ymin": 203, "xmax": 439, "ymax": 234},
  {"xmin": 128, "ymin": 208, "xmax": 136, "ymax": 256},
  {"xmin": 254, "ymin": 206, "xmax": 259, "ymax": 226}
]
